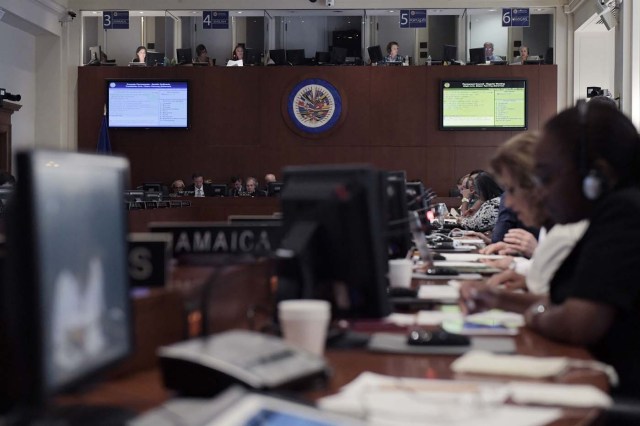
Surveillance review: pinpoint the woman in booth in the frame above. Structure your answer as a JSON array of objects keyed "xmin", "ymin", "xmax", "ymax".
[
  {"xmin": 132, "ymin": 46, "xmax": 146, "ymax": 63},
  {"xmin": 231, "ymin": 44, "xmax": 245, "ymax": 61},
  {"xmin": 460, "ymin": 101, "xmax": 640, "ymax": 397},
  {"xmin": 384, "ymin": 41, "xmax": 403, "ymax": 64},
  {"xmin": 195, "ymin": 44, "xmax": 212, "ymax": 65}
]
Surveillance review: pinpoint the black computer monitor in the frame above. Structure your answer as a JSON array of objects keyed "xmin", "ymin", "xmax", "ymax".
[
  {"xmin": 209, "ymin": 184, "xmax": 227, "ymax": 197},
  {"xmin": 385, "ymin": 171, "xmax": 411, "ymax": 259},
  {"xmin": 146, "ymin": 52, "xmax": 165, "ymax": 66},
  {"xmin": 469, "ymin": 47, "xmax": 485, "ymax": 65},
  {"xmin": 315, "ymin": 52, "xmax": 330, "ymax": 64},
  {"xmin": 176, "ymin": 48, "xmax": 192, "ymax": 65},
  {"xmin": 269, "ymin": 49, "xmax": 286, "ymax": 65},
  {"xmin": 330, "ymin": 47, "xmax": 348, "ymax": 65},
  {"xmin": 544, "ymin": 47, "xmax": 553, "ymax": 64},
  {"xmin": 244, "ymin": 48, "xmax": 261, "ymax": 66},
  {"xmin": 277, "ymin": 164, "xmax": 390, "ymax": 319},
  {"xmin": 88, "ymin": 45, "xmax": 102, "ymax": 64},
  {"xmin": 367, "ymin": 45, "xmax": 384, "ymax": 64},
  {"xmin": 286, "ymin": 49, "xmax": 305, "ymax": 66},
  {"xmin": 1, "ymin": 151, "xmax": 133, "ymax": 416},
  {"xmin": 267, "ymin": 181, "xmax": 284, "ymax": 197},
  {"xmin": 443, "ymin": 44, "xmax": 457, "ymax": 62}
]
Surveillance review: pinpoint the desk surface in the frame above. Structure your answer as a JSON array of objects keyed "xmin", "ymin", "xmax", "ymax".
[
  {"xmin": 57, "ymin": 261, "xmax": 608, "ymax": 425},
  {"xmin": 60, "ymin": 326, "xmax": 606, "ymax": 425}
]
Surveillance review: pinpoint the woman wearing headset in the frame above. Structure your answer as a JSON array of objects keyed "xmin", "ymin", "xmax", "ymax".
[
  {"xmin": 384, "ymin": 41, "xmax": 404, "ymax": 64},
  {"xmin": 460, "ymin": 100, "xmax": 640, "ymax": 397}
]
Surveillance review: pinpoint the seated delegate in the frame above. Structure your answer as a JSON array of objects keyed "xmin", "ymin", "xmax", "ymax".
[
  {"xmin": 478, "ymin": 132, "xmax": 588, "ymax": 294},
  {"xmin": 460, "ymin": 100, "xmax": 640, "ymax": 397},
  {"xmin": 195, "ymin": 44, "xmax": 213, "ymax": 65},
  {"xmin": 245, "ymin": 177, "xmax": 266, "ymax": 197},
  {"xmin": 457, "ymin": 172, "xmax": 502, "ymax": 232}
]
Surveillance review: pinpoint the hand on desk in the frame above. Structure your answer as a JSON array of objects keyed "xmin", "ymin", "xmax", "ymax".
[
  {"xmin": 479, "ymin": 229, "xmax": 536, "ymax": 257},
  {"xmin": 479, "ymin": 256, "xmax": 513, "ymax": 270},
  {"xmin": 458, "ymin": 281, "xmax": 498, "ymax": 314},
  {"xmin": 486, "ymin": 269, "xmax": 527, "ymax": 291}
]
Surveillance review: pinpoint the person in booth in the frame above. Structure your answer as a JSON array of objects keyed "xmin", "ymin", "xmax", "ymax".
[
  {"xmin": 245, "ymin": 177, "xmax": 266, "ymax": 197},
  {"xmin": 232, "ymin": 44, "xmax": 245, "ymax": 61},
  {"xmin": 186, "ymin": 172, "xmax": 214, "ymax": 197},
  {"xmin": 195, "ymin": 44, "xmax": 213, "ymax": 65},
  {"xmin": 512, "ymin": 46, "xmax": 529, "ymax": 64},
  {"xmin": 384, "ymin": 41, "xmax": 404, "ymax": 64},
  {"xmin": 460, "ymin": 100, "xmax": 640, "ymax": 397},
  {"xmin": 483, "ymin": 42, "xmax": 502, "ymax": 62},
  {"xmin": 132, "ymin": 46, "xmax": 146, "ymax": 63},
  {"xmin": 263, "ymin": 173, "xmax": 276, "ymax": 192}
]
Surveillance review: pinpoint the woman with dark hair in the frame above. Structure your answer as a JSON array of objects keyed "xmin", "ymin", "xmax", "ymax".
[
  {"xmin": 195, "ymin": 44, "xmax": 212, "ymax": 65},
  {"xmin": 132, "ymin": 46, "xmax": 146, "ymax": 63},
  {"xmin": 457, "ymin": 172, "xmax": 503, "ymax": 232},
  {"xmin": 384, "ymin": 41, "xmax": 403, "ymax": 64},
  {"xmin": 461, "ymin": 101, "xmax": 640, "ymax": 397},
  {"xmin": 232, "ymin": 44, "xmax": 245, "ymax": 61}
]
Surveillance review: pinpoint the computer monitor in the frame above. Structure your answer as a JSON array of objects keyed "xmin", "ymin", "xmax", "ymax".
[
  {"xmin": 315, "ymin": 52, "xmax": 330, "ymax": 64},
  {"xmin": 1, "ymin": 151, "xmax": 132, "ymax": 414},
  {"xmin": 209, "ymin": 184, "xmax": 227, "ymax": 197},
  {"xmin": 146, "ymin": 52, "xmax": 165, "ymax": 66},
  {"xmin": 443, "ymin": 44, "xmax": 457, "ymax": 62},
  {"xmin": 244, "ymin": 48, "xmax": 261, "ymax": 66},
  {"xmin": 367, "ymin": 45, "xmax": 384, "ymax": 64},
  {"xmin": 330, "ymin": 47, "xmax": 348, "ymax": 65},
  {"xmin": 469, "ymin": 47, "xmax": 485, "ymax": 65},
  {"xmin": 176, "ymin": 48, "xmax": 192, "ymax": 65},
  {"xmin": 88, "ymin": 45, "xmax": 102, "ymax": 64},
  {"xmin": 385, "ymin": 171, "xmax": 411, "ymax": 259},
  {"xmin": 267, "ymin": 181, "xmax": 284, "ymax": 197},
  {"xmin": 544, "ymin": 47, "xmax": 553, "ymax": 64},
  {"xmin": 276, "ymin": 164, "xmax": 390, "ymax": 319},
  {"xmin": 286, "ymin": 49, "xmax": 305, "ymax": 66},
  {"xmin": 269, "ymin": 49, "xmax": 286, "ymax": 66}
]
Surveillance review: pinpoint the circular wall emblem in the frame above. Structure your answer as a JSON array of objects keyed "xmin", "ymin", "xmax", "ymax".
[{"xmin": 287, "ymin": 79, "xmax": 342, "ymax": 134}]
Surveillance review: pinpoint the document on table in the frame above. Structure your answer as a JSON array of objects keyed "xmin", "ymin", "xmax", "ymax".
[{"xmin": 317, "ymin": 372, "xmax": 562, "ymax": 426}]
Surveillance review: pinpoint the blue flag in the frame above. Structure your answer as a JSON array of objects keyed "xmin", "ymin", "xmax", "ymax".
[{"xmin": 97, "ymin": 114, "xmax": 112, "ymax": 154}]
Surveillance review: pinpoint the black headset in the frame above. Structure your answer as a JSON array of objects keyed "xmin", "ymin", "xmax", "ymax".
[{"xmin": 577, "ymin": 100, "xmax": 605, "ymax": 200}]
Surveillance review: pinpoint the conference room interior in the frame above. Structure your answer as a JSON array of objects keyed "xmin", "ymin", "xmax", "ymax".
[{"xmin": 1, "ymin": 0, "xmax": 638, "ymax": 424}]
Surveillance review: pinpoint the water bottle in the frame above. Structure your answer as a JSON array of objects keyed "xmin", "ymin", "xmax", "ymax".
[{"xmin": 427, "ymin": 54, "xmax": 432, "ymax": 66}]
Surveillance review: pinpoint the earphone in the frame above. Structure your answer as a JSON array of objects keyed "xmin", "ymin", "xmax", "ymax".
[{"xmin": 577, "ymin": 100, "xmax": 605, "ymax": 200}]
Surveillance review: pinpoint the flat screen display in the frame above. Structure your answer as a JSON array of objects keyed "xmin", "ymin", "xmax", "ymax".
[
  {"xmin": 107, "ymin": 80, "xmax": 189, "ymax": 129},
  {"xmin": 440, "ymin": 80, "xmax": 527, "ymax": 130}
]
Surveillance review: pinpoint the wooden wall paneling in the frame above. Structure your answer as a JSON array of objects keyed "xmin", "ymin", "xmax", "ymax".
[{"xmin": 77, "ymin": 65, "xmax": 557, "ymax": 196}]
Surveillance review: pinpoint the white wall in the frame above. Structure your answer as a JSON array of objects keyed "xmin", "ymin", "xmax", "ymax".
[
  {"xmin": 574, "ymin": 29, "xmax": 615, "ymax": 103},
  {"xmin": 0, "ymin": 23, "xmax": 37, "ymax": 168},
  {"xmin": 469, "ymin": 12, "xmax": 508, "ymax": 60}
]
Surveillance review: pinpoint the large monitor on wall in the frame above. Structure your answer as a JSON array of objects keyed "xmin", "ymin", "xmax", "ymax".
[
  {"xmin": 1, "ymin": 151, "xmax": 132, "ymax": 415},
  {"xmin": 276, "ymin": 164, "xmax": 390, "ymax": 319},
  {"xmin": 107, "ymin": 80, "xmax": 190, "ymax": 129},
  {"xmin": 440, "ymin": 80, "xmax": 527, "ymax": 131}
]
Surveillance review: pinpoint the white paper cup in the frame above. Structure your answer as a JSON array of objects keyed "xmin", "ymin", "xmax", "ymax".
[
  {"xmin": 388, "ymin": 258, "xmax": 413, "ymax": 288},
  {"xmin": 278, "ymin": 300, "xmax": 331, "ymax": 356}
]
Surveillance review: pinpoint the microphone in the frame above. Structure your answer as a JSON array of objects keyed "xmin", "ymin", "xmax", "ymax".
[{"xmin": 407, "ymin": 188, "xmax": 437, "ymax": 208}]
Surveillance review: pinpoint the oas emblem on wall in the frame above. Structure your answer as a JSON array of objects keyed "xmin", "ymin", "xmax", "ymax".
[{"xmin": 287, "ymin": 79, "xmax": 343, "ymax": 135}]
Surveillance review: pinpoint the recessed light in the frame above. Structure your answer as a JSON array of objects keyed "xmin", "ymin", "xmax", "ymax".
[
  {"xmin": 237, "ymin": 11, "xmax": 243, "ymax": 14},
  {"xmin": 139, "ymin": 11, "xmax": 144, "ymax": 14},
  {"xmin": 92, "ymin": 11, "xmax": 97, "ymax": 14},
  {"xmin": 389, "ymin": 10, "xmax": 394, "ymax": 13}
]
